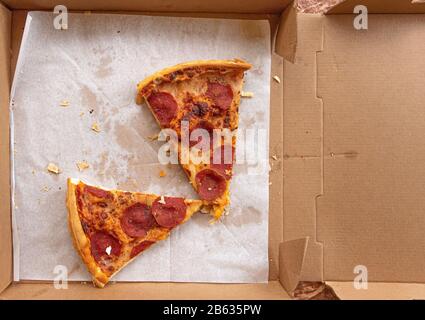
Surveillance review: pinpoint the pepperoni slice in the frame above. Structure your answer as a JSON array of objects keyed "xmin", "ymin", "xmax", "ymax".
[
  {"xmin": 147, "ymin": 91, "xmax": 178, "ymax": 126},
  {"xmin": 130, "ymin": 240, "xmax": 155, "ymax": 258},
  {"xmin": 189, "ymin": 120, "xmax": 214, "ymax": 148},
  {"xmin": 152, "ymin": 197, "xmax": 187, "ymax": 228},
  {"xmin": 90, "ymin": 231, "xmax": 121, "ymax": 263},
  {"xmin": 195, "ymin": 169, "xmax": 227, "ymax": 201},
  {"xmin": 206, "ymin": 82, "xmax": 233, "ymax": 110},
  {"xmin": 210, "ymin": 145, "xmax": 235, "ymax": 180},
  {"xmin": 120, "ymin": 203, "xmax": 157, "ymax": 238},
  {"xmin": 84, "ymin": 185, "xmax": 111, "ymax": 199}
]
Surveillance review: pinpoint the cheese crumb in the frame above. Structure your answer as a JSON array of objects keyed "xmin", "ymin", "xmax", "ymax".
[
  {"xmin": 158, "ymin": 196, "xmax": 166, "ymax": 204},
  {"xmin": 224, "ymin": 169, "xmax": 232, "ymax": 176},
  {"xmin": 47, "ymin": 163, "xmax": 60, "ymax": 174},
  {"xmin": 105, "ymin": 246, "xmax": 112, "ymax": 255},
  {"xmin": 223, "ymin": 208, "xmax": 230, "ymax": 216},
  {"xmin": 59, "ymin": 100, "xmax": 70, "ymax": 107},
  {"xmin": 273, "ymin": 75, "xmax": 281, "ymax": 83},
  {"xmin": 159, "ymin": 170, "xmax": 166, "ymax": 177},
  {"xmin": 241, "ymin": 91, "xmax": 254, "ymax": 98},
  {"xmin": 91, "ymin": 123, "xmax": 101, "ymax": 133},
  {"xmin": 41, "ymin": 186, "xmax": 51, "ymax": 192},
  {"xmin": 147, "ymin": 133, "xmax": 159, "ymax": 141},
  {"xmin": 76, "ymin": 161, "xmax": 90, "ymax": 171}
]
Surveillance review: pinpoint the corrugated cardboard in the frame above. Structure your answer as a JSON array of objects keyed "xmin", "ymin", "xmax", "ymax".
[
  {"xmin": 317, "ymin": 13, "xmax": 425, "ymax": 282},
  {"xmin": 274, "ymin": 0, "xmax": 425, "ymax": 298},
  {"xmin": 2, "ymin": 0, "xmax": 425, "ymax": 299}
]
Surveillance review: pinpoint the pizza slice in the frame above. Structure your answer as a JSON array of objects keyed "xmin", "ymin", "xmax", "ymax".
[
  {"xmin": 136, "ymin": 59, "xmax": 251, "ymax": 220},
  {"xmin": 66, "ymin": 178, "xmax": 202, "ymax": 287}
]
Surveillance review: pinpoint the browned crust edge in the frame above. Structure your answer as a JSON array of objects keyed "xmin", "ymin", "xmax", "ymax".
[{"xmin": 136, "ymin": 58, "xmax": 252, "ymax": 103}]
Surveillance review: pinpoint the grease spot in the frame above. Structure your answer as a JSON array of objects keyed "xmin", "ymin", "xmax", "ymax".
[
  {"xmin": 95, "ymin": 55, "xmax": 113, "ymax": 78},
  {"xmin": 80, "ymin": 85, "xmax": 98, "ymax": 109}
]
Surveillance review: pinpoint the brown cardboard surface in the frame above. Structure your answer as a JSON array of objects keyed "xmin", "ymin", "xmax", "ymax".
[
  {"xmin": 0, "ymin": 2, "xmax": 12, "ymax": 294},
  {"xmin": 328, "ymin": 0, "xmax": 425, "ymax": 14},
  {"xmin": 275, "ymin": 7, "xmax": 325, "ymax": 293},
  {"xmin": 1, "ymin": 7, "xmax": 285, "ymax": 298},
  {"xmin": 1, "ymin": 281, "xmax": 289, "ymax": 299},
  {"xmin": 5, "ymin": 0, "xmax": 425, "ymax": 300},
  {"xmin": 276, "ymin": 4, "xmax": 425, "ymax": 294},
  {"xmin": 10, "ymin": 10, "xmax": 25, "ymax": 78},
  {"xmin": 316, "ymin": 14, "xmax": 425, "ymax": 282},
  {"xmin": 2, "ymin": 0, "xmax": 292, "ymax": 14},
  {"xmin": 328, "ymin": 281, "xmax": 425, "ymax": 300},
  {"xmin": 268, "ymin": 52, "xmax": 284, "ymax": 281}
]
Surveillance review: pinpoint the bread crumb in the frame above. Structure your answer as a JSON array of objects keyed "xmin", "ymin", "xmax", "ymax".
[
  {"xmin": 241, "ymin": 91, "xmax": 254, "ymax": 98},
  {"xmin": 159, "ymin": 170, "xmax": 166, "ymax": 177},
  {"xmin": 200, "ymin": 207, "xmax": 210, "ymax": 214},
  {"xmin": 41, "ymin": 186, "xmax": 51, "ymax": 192},
  {"xmin": 79, "ymin": 112, "xmax": 85, "ymax": 117},
  {"xmin": 76, "ymin": 161, "xmax": 90, "ymax": 171},
  {"xmin": 59, "ymin": 100, "xmax": 70, "ymax": 107},
  {"xmin": 147, "ymin": 133, "xmax": 159, "ymax": 141},
  {"xmin": 158, "ymin": 196, "xmax": 166, "ymax": 204},
  {"xmin": 273, "ymin": 75, "xmax": 281, "ymax": 83},
  {"xmin": 31, "ymin": 169, "xmax": 36, "ymax": 175},
  {"xmin": 47, "ymin": 163, "xmax": 60, "ymax": 174},
  {"xmin": 272, "ymin": 155, "xmax": 278, "ymax": 161},
  {"xmin": 224, "ymin": 169, "xmax": 232, "ymax": 176},
  {"xmin": 207, "ymin": 187, "xmax": 212, "ymax": 191},
  {"xmin": 91, "ymin": 123, "xmax": 101, "ymax": 133}
]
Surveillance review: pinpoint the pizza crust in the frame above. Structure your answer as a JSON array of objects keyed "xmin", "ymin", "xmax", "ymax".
[
  {"xmin": 136, "ymin": 58, "xmax": 251, "ymax": 104},
  {"xmin": 67, "ymin": 178, "xmax": 110, "ymax": 287}
]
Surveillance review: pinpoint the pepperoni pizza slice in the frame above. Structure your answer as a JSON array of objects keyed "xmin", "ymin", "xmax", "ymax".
[
  {"xmin": 136, "ymin": 59, "xmax": 251, "ymax": 220},
  {"xmin": 66, "ymin": 178, "xmax": 202, "ymax": 287}
]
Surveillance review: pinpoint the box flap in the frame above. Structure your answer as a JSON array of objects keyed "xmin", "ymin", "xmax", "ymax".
[
  {"xmin": 0, "ymin": 1, "xmax": 12, "ymax": 294},
  {"xmin": 279, "ymin": 237, "xmax": 308, "ymax": 293},
  {"xmin": 328, "ymin": 0, "xmax": 425, "ymax": 14},
  {"xmin": 317, "ymin": 14, "xmax": 425, "ymax": 282},
  {"xmin": 1, "ymin": 0, "xmax": 293, "ymax": 14}
]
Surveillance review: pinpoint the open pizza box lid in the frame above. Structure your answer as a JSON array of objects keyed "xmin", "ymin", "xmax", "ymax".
[{"xmin": 1, "ymin": 0, "xmax": 425, "ymax": 299}]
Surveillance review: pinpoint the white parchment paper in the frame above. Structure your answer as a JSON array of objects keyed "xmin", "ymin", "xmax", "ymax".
[{"xmin": 11, "ymin": 12, "xmax": 270, "ymax": 283}]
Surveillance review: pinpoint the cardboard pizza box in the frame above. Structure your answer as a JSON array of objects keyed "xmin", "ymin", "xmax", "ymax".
[{"xmin": 1, "ymin": 0, "xmax": 425, "ymax": 300}]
